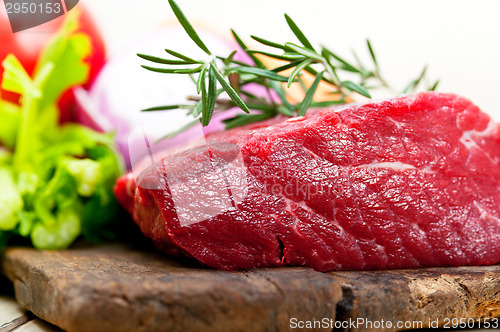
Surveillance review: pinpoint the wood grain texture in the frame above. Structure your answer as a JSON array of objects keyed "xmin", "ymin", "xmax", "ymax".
[
  {"xmin": 332, "ymin": 268, "xmax": 500, "ymax": 330},
  {"xmin": 1, "ymin": 244, "xmax": 499, "ymax": 332}
]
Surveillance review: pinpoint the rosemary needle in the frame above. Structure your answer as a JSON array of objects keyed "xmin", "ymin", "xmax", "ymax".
[{"xmin": 138, "ymin": 0, "xmax": 438, "ymax": 135}]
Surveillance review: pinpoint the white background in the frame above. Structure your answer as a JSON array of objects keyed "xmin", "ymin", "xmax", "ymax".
[{"xmin": 82, "ymin": 0, "xmax": 500, "ymax": 120}]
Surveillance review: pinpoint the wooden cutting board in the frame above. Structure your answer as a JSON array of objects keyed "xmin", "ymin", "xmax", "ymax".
[{"xmin": 1, "ymin": 243, "xmax": 500, "ymax": 332}]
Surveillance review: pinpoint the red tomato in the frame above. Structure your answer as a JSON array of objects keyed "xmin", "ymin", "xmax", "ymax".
[{"xmin": 0, "ymin": 6, "xmax": 106, "ymax": 123}]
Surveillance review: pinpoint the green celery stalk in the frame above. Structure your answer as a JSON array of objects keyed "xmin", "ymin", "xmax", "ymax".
[
  {"xmin": 0, "ymin": 10, "xmax": 124, "ymax": 251},
  {"xmin": 0, "ymin": 100, "xmax": 20, "ymax": 149},
  {"xmin": 0, "ymin": 167, "xmax": 23, "ymax": 231}
]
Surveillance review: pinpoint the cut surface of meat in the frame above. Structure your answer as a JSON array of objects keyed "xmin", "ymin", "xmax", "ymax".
[{"xmin": 114, "ymin": 92, "xmax": 500, "ymax": 271}]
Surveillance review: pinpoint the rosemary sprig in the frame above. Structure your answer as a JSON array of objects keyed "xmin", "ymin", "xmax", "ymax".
[{"xmin": 138, "ymin": 0, "xmax": 438, "ymax": 133}]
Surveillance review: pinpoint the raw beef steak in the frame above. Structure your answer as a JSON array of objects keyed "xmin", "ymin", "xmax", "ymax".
[{"xmin": 114, "ymin": 92, "xmax": 500, "ymax": 271}]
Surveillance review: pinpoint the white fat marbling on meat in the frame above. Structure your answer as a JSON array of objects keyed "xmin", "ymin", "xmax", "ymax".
[
  {"xmin": 460, "ymin": 119, "xmax": 497, "ymax": 150},
  {"xmin": 474, "ymin": 201, "xmax": 500, "ymax": 222},
  {"xmin": 460, "ymin": 119, "xmax": 499, "ymax": 164},
  {"xmin": 358, "ymin": 161, "xmax": 417, "ymax": 172}
]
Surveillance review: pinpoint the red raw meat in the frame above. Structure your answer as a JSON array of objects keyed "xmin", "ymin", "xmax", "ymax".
[{"xmin": 114, "ymin": 92, "xmax": 500, "ymax": 271}]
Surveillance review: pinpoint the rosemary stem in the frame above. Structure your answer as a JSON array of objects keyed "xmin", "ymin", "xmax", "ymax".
[{"xmin": 322, "ymin": 60, "xmax": 347, "ymax": 97}]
